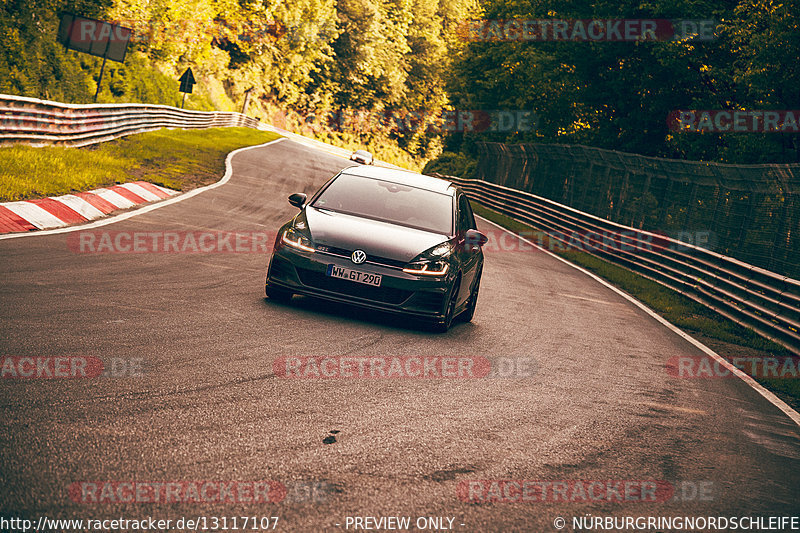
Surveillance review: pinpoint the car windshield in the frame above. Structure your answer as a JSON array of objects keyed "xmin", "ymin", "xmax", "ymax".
[{"xmin": 312, "ymin": 174, "xmax": 453, "ymax": 234}]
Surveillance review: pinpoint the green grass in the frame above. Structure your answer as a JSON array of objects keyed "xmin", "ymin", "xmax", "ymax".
[
  {"xmin": 471, "ymin": 201, "xmax": 800, "ymax": 410},
  {"xmin": 0, "ymin": 128, "xmax": 281, "ymax": 201}
]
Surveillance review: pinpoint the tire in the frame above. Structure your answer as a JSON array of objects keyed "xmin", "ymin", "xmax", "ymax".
[
  {"xmin": 265, "ymin": 283, "xmax": 292, "ymax": 303},
  {"xmin": 460, "ymin": 270, "xmax": 481, "ymax": 323},
  {"xmin": 431, "ymin": 278, "xmax": 460, "ymax": 333}
]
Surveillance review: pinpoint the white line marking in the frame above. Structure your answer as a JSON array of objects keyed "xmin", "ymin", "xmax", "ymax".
[
  {"xmin": 477, "ymin": 214, "xmax": 800, "ymax": 427},
  {"xmin": 55, "ymin": 195, "xmax": 106, "ymax": 219},
  {"xmin": 118, "ymin": 182, "xmax": 162, "ymax": 202},
  {"xmin": 151, "ymin": 183, "xmax": 179, "ymax": 196},
  {"xmin": 92, "ymin": 188, "xmax": 137, "ymax": 209},
  {"xmin": 0, "ymin": 138, "xmax": 285, "ymax": 240},
  {"xmin": 2, "ymin": 201, "xmax": 67, "ymax": 229}
]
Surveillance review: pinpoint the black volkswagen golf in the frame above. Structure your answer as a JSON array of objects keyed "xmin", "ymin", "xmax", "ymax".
[{"xmin": 265, "ymin": 166, "xmax": 488, "ymax": 331}]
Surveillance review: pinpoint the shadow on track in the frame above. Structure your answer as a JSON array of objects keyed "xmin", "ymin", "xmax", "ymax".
[{"xmin": 261, "ymin": 295, "xmax": 477, "ymax": 336}]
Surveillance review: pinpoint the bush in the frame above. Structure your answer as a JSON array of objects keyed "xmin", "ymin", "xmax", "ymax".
[{"xmin": 422, "ymin": 151, "xmax": 477, "ymax": 179}]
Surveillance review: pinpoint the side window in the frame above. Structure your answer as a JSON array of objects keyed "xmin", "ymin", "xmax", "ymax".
[{"xmin": 458, "ymin": 194, "xmax": 476, "ymax": 232}]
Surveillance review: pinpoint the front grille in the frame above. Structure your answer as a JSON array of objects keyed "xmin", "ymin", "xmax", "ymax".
[
  {"xmin": 296, "ymin": 267, "xmax": 412, "ymax": 305},
  {"xmin": 315, "ymin": 246, "xmax": 407, "ymax": 269}
]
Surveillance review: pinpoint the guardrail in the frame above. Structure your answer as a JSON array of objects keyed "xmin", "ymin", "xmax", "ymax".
[
  {"xmin": 438, "ymin": 174, "xmax": 800, "ymax": 355},
  {"xmin": 475, "ymin": 142, "xmax": 800, "ymax": 281},
  {"xmin": 0, "ymin": 94, "xmax": 259, "ymax": 148}
]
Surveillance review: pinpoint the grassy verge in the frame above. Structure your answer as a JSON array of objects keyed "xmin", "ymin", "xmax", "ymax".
[
  {"xmin": 471, "ymin": 201, "xmax": 800, "ymax": 411},
  {"xmin": 0, "ymin": 128, "xmax": 281, "ymax": 202}
]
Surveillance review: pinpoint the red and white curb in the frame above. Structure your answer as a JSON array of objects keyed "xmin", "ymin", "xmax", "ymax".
[{"xmin": 0, "ymin": 181, "xmax": 178, "ymax": 234}]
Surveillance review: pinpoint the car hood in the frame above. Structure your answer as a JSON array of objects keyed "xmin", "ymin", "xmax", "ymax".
[{"xmin": 305, "ymin": 207, "xmax": 449, "ymax": 262}]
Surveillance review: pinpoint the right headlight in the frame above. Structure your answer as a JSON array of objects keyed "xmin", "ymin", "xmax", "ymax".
[
  {"xmin": 402, "ymin": 241, "xmax": 452, "ymax": 276},
  {"xmin": 281, "ymin": 218, "xmax": 315, "ymax": 253}
]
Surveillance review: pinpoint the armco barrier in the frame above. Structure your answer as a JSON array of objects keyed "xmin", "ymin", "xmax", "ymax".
[
  {"xmin": 0, "ymin": 94, "xmax": 259, "ymax": 147},
  {"xmin": 437, "ymin": 174, "xmax": 800, "ymax": 355},
  {"xmin": 475, "ymin": 141, "xmax": 800, "ymax": 280}
]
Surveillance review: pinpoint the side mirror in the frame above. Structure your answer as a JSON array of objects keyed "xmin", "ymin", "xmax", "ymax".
[
  {"xmin": 288, "ymin": 193, "xmax": 307, "ymax": 209},
  {"xmin": 465, "ymin": 229, "xmax": 488, "ymax": 248}
]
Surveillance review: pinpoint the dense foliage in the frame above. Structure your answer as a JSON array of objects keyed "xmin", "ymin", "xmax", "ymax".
[
  {"xmin": 2, "ymin": 0, "xmax": 798, "ymax": 164},
  {"xmin": 444, "ymin": 0, "xmax": 800, "ymax": 164}
]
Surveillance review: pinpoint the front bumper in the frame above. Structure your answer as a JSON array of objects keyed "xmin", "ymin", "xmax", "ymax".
[{"xmin": 266, "ymin": 245, "xmax": 450, "ymax": 319}]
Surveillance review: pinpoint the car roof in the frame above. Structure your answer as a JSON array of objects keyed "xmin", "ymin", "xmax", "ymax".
[{"xmin": 340, "ymin": 165, "xmax": 455, "ymax": 195}]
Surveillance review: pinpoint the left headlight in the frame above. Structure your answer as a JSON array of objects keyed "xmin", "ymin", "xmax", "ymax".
[{"xmin": 403, "ymin": 241, "xmax": 452, "ymax": 276}]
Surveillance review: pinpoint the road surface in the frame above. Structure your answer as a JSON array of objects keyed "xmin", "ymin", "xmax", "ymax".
[{"xmin": 1, "ymin": 139, "xmax": 798, "ymax": 531}]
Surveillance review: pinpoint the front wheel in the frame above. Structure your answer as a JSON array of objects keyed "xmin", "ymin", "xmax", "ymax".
[
  {"xmin": 431, "ymin": 279, "xmax": 460, "ymax": 333},
  {"xmin": 460, "ymin": 271, "xmax": 481, "ymax": 323}
]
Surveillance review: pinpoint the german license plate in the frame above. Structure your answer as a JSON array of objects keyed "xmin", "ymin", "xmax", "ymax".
[{"xmin": 326, "ymin": 264, "xmax": 382, "ymax": 286}]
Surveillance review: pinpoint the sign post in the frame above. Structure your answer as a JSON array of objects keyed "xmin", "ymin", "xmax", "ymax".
[
  {"xmin": 241, "ymin": 88, "xmax": 254, "ymax": 115},
  {"xmin": 57, "ymin": 13, "xmax": 132, "ymax": 102},
  {"xmin": 94, "ymin": 52, "xmax": 109, "ymax": 103},
  {"xmin": 178, "ymin": 68, "xmax": 196, "ymax": 109}
]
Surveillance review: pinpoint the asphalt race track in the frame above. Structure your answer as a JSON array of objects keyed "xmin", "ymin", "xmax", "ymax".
[{"xmin": 1, "ymin": 139, "xmax": 799, "ymax": 531}]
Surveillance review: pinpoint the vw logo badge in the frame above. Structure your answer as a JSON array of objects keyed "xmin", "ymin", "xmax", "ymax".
[{"xmin": 351, "ymin": 249, "xmax": 367, "ymax": 264}]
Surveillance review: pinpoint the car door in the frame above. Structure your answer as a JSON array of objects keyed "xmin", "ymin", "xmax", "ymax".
[{"xmin": 454, "ymin": 191, "xmax": 481, "ymax": 304}]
